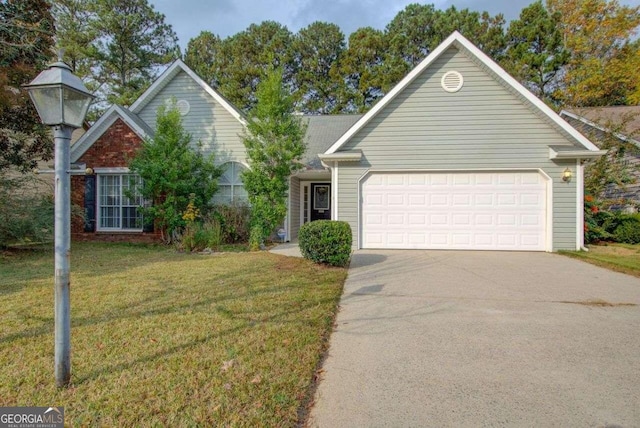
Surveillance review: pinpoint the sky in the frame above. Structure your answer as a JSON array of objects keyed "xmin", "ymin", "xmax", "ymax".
[{"xmin": 152, "ymin": 0, "xmax": 640, "ymax": 51}]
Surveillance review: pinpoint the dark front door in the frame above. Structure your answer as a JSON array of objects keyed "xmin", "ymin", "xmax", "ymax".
[{"xmin": 310, "ymin": 183, "xmax": 331, "ymax": 221}]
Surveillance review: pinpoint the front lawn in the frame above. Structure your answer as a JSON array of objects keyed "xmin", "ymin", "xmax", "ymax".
[
  {"xmin": 561, "ymin": 243, "xmax": 640, "ymax": 277},
  {"xmin": 0, "ymin": 243, "xmax": 347, "ymax": 426}
]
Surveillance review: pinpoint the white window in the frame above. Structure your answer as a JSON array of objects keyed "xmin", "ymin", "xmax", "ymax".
[
  {"xmin": 213, "ymin": 162, "xmax": 248, "ymax": 205},
  {"xmin": 97, "ymin": 174, "xmax": 144, "ymax": 231}
]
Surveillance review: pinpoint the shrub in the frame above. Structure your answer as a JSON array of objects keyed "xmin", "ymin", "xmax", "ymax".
[
  {"xmin": 613, "ymin": 214, "xmax": 640, "ymax": 244},
  {"xmin": 298, "ymin": 220, "xmax": 352, "ymax": 267},
  {"xmin": 177, "ymin": 218, "xmax": 223, "ymax": 252},
  {"xmin": 213, "ymin": 204, "xmax": 251, "ymax": 244}
]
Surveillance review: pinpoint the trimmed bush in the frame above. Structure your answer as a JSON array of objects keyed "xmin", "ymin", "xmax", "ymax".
[
  {"xmin": 298, "ymin": 220, "xmax": 352, "ymax": 267},
  {"xmin": 613, "ymin": 214, "xmax": 640, "ymax": 244}
]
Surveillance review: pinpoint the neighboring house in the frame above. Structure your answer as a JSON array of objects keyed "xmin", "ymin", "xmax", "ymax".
[
  {"xmin": 560, "ymin": 106, "xmax": 640, "ymax": 209},
  {"xmin": 70, "ymin": 31, "xmax": 603, "ymax": 251}
]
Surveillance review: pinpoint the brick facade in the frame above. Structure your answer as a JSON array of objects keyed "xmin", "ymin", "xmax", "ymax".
[{"xmin": 71, "ymin": 118, "xmax": 161, "ymax": 242}]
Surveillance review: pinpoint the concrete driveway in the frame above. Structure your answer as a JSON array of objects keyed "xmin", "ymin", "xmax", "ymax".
[{"xmin": 308, "ymin": 250, "xmax": 640, "ymax": 427}]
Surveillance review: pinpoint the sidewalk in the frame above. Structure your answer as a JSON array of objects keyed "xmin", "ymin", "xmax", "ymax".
[{"xmin": 269, "ymin": 241, "xmax": 302, "ymax": 257}]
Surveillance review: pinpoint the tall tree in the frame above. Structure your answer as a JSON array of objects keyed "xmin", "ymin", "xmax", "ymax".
[
  {"xmin": 92, "ymin": 0, "xmax": 180, "ymax": 107},
  {"xmin": 386, "ymin": 3, "xmax": 440, "ymax": 71},
  {"xmin": 547, "ymin": 0, "xmax": 640, "ymax": 106},
  {"xmin": 51, "ymin": 0, "xmax": 99, "ymax": 80},
  {"xmin": 386, "ymin": 4, "xmax": 506, "ymax": 71},
  {"xmin": 291, "ymin": 21, "xmax": 346, "ymax": 114},
  {"xmin": 183, "ymin": 31, "xmax": 221, "ymax": 87},
  {"xmin": 336, "ymin": 27, "xmax": 399, "ymax": 113},
  {"xmin": 241, "ymin": 67, "xmax": 306, "ymax": 249},
  {"xmin": 0, "ymin": 0, "xmax": 55, "ymax": 173},
  {"xmin": 503, "ymin": 1, "xmax": 569, "ymax": 103},
  {"xmin": 52, "ymin": 0, "xmax": 180, "ymax": 110},
  {"xmin": 209, "ymin": 21, "xmax": 294, "ymax": 111}
]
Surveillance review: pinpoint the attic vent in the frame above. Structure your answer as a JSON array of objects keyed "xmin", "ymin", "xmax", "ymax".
[
  {"xmin": 176, "ymin": 99, "xmax": 190, "ymax": 116},
  {"xmin": 441, "ymin": 71, "xmax": 464, "ymax": 93}
]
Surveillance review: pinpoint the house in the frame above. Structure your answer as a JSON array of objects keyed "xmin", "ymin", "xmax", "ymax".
[
  {"xmin": 560, "ymin": 106, "xmax": 640, "ymax": 209},
  {"xmin": 70, "ymin": 31, "xmax": 603, "ymax": 251}
]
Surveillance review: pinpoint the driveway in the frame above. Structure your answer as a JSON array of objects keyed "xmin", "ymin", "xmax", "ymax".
[{"xmin": 307, "ymin": 250, "xmax": 640, "ymax": 427}]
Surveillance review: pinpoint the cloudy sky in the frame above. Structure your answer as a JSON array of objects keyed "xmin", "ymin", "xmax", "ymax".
[{"xmin": 152, "ymin": 0, "xmax": 640, "ymax": 50}]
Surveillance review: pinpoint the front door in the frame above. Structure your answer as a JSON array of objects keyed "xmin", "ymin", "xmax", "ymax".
[{"xmin": 310, "ymin": 183, "xmax": 331, "ymax": 221}]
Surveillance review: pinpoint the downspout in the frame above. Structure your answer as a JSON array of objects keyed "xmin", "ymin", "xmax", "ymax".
[{"xmin": 577, "ymin": 159, "xmax": 588, "ymax": 251}]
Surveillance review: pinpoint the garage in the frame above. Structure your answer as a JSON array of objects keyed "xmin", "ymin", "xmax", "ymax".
[{"xmin": 361, "ymin": 171, "xmax": 548, "ymax": 251}]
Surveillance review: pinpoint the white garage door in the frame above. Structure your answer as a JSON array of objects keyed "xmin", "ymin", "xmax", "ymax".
[{"xmin": 361, "ymin": 171, "xmax": 548, "ymax": 251}]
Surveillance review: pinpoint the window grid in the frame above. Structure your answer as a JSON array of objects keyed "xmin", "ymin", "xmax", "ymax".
[
  {"xmin": 98, "ymin": 174, "xmax": 144, "ymax": 230},
  {"xmin": 214, "ymin": 162, "xmax": 248, "ymax": 205}
]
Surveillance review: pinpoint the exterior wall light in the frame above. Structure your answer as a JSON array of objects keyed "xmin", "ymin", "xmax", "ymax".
[{"xmin": 562, "ymin": 168, "xmax": 573, "ymax": 182}]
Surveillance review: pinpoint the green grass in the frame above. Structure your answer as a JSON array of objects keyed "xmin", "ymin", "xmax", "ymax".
[
  {"xmin": 561, "ymin": 243, "xmax": 640, "ymax": 277},
  {"xmin": 0, "ymin": 242, "xmax": 347, "ymax": 426}
]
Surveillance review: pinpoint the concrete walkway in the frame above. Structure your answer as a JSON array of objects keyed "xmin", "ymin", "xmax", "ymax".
[
  {"xmin": 308, "ymin": 250, "xmax": 640, "ymax": 427},
  {"xmin": 269, "ymin": 241, "xmax": 302, "ymax": 257}
]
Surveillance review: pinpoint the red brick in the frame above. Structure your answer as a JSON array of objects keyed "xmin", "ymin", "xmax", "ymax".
[{"xmin": 71, "ymin": 118, "xmax": 161, "ymax": 243}]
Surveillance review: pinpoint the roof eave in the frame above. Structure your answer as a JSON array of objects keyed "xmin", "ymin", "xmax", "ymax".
[{"xmin": 549, "ymin": 146, "xmax": 607, "ymax": 160}]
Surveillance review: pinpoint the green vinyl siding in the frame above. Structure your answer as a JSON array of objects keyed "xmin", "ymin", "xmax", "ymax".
[
  {"xmin": 336, "ymin": 46, "xmax": 579, "ymax": 251},
  {"xmin": 289, "ymin": 176, "xmax": 301, "ymax": 240},
  {"xmin": 137, "ymin": 71, "xmax": 246, "ymax": 164}
]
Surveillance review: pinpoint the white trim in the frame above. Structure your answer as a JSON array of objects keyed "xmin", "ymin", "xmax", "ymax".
[
  {"xmin": 285, "ymin": 176, "xmax": 291, "ymax": 242},
  {"xmin": 549, "ymin": 146, "xmax": 606, "ymax": 160},
  {"xmin": 70, "ymin": 105, "xmax": 151, "ymax": 163},
  {"xmin": 93, "ymin": 167, "xmax": 131, "ymax": 173},
  {"xmin": 95, "ymin": 173, "xmax": 144, "ymax": 232},
  {"xmin": 300, "ymin": 181, "xmax": 310, "ymax": 228},
  {"xmin": 332, "ymin": 162, "xmax": 339, "ymax": 220},
  {"xmin": 129, "ymin": 59, "xmax": 246, "ymax": 125},
  {"xmin": 356, "ymin": 168, "xmax": 553, "ymax": 252},
  {"xmin": 560, "ymin": 110, "xmax": 640, "ymax": 147},
  {"xmin": 577, "ymin": 159, "xmax": 584, "ymax": 250},
  {"xmin": 299, "ymin": 181, "xmax": 332, "ymax": 226},
  {"xmin": 326, "ymin": 31, "xmax": 601, "ymax": 155}
]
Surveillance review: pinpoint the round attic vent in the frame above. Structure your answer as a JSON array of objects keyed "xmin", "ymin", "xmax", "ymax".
[
  {"xmin": 176, "ymin": 99, "xmax": 190, "ymax": 116},
  {"xmin": 441, "ymin": 71, "xmax": 464, "ymax": 93}
]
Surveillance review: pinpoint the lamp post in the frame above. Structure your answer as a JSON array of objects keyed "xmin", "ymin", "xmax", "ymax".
[{"xmin": 23, "ymin": 60, "xmax": 94, "ymax": 388}]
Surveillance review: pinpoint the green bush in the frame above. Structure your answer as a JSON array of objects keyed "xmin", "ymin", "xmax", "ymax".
[
  {"xmin": 298, "ymin": 220, "xmax": 352, "ymax": 267},
  {"xmin": 613, "ymin": 214, "xmax": 640, "ymax": 244},
  {"xmin": 177, "ymin": 218, "xmax": 223, "ymax": 252},
  {"xmin": 214, "ymin": 204, "xmax": 251, "ymax": 244}
]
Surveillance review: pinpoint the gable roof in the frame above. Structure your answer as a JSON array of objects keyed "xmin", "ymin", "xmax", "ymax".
[
  {"xmin": 129, "ymin": 59, "xmax": 246, "ymax": 124},
  {"xmin": 560, "ymin": 107, "xmax": 640, "ymax": 146},
  {"xmin": 302, "ymin": 114, "xmax": 363, "ymax": 169},
  {"xmin": 70, "ymin": 105, "xmax": 153, "ymax": 163},
  {"xmin": 325, "ymin": 31, "xmax": 601, "ymax": 155}
]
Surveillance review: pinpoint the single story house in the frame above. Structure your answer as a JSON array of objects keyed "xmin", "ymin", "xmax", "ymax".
[
  {"xmin": 70, "ymin": 31, "xmax": 604, "ymax": 251},
  {"xmin": 560, "ymin": 106, "xmax": 640, "ymax": 209}
]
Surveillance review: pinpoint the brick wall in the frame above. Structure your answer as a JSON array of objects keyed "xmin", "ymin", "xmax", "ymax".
[{"xmin": 71, "ymin": 118, "xmax": 161, "ymax": 243}]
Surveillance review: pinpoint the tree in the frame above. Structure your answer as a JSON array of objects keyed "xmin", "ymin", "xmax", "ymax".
[
  {"xmin": 336, "ymin": 27, "xmax": 399, "ymax": 113},
  {"xmin": 386, "ymin": 4, "xmax": 505, "ymax": 71},
  {"xmin": 212, "ymin": 22, "xmax": 294, "ymax": 111},
  {"xmin": 0, "ymin": 0, "xmax": 55, "ymax": 173},
  {"xmin": 241, "ymin": 68, "xmax": 307, "ymax": 249},
  {"xmin": 50, "ymin": 0, "xmax": 99, "ymax": 79},
  {"xmin": 183, "ymin": 31, "xmax": 222, "ymax": 87},
  {"xmin": 547, "ymin": 0, "xmax": 640, "ymax": 106},
  {"xmin": 291, "ymin": 21, "xmax": 346, "ymax": 114},
  {"xmin": 52, "ymin": 0, "xmax": 180, "ymax": 110},
  {"xmin": 129, "ymin": 102, "xmax": 221, "ymax": 243},
  {"xmin": 503, "ymin": 1, "xmax": 569, "ymax": 103}
]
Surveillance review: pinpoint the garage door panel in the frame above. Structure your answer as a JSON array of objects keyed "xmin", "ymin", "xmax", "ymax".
[{"xmin": 362, "ymin": 172, "xmax": 547, "ymax": 251}]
